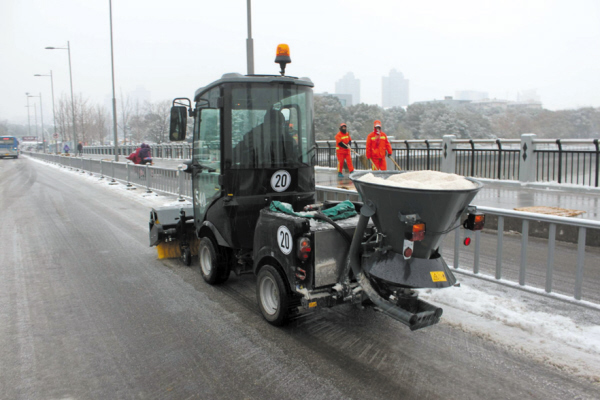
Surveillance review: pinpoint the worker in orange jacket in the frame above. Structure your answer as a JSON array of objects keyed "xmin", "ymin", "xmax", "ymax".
[
  {"xmin": 335, "ymin": 123, "xmax": 354, "ymax": 178},
  {"xmin": 366, "ymin": 120, "xmax": 392, "ymax": 170}
]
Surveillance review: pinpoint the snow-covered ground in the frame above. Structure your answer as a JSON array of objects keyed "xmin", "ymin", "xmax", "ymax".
[{"xmin": 30, "ymin": 156, "xmax": 600, "ymax": 384}]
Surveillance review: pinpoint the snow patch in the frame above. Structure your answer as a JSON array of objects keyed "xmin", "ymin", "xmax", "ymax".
[{"xmin": 419, "ymin": 281, "xmax": 600, "ymax": 383}]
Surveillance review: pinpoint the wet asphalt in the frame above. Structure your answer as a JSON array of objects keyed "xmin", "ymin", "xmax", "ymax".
[{"xmin": 1, "ymin": 156, "xmax": 599, "ymax": 399}]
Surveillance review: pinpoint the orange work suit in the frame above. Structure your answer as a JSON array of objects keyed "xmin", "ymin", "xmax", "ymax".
[
  {"xmin": 366, "ymin": 130, "xmax": 392, "ymax": 170},
  {"xmin": 335, "ymin": 131, "xmax": 354, "ymax": 173}
]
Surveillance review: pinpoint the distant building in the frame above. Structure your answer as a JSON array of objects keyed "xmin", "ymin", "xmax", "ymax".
[
  {"xmin": 470, "ymin": 98, "xmax": 543, "ymax": 110},
  {"xmin": 507, "ymin": 101, "xmax": 543, "ymax": 110},
  {"xmin": 130, "ymin": 86, "xmax": 151, "ymax": 105},
  {"xmin": 413, "ymin": 96, "xmax": 471, "ymax": 107},
  {"xmin": 517, "ymin": 89, "xmax": 541, "ymax": 103},
  {"xmin": 382, "ymin": 69, "xmax": 409, "ymax": 108},
  {"xmin": 455, "ymin": 90, "xmax": 489, "ymax": 101},
  {"xmin": 334, "ymin": 72, "xmax": 360, "ymax": 106}
]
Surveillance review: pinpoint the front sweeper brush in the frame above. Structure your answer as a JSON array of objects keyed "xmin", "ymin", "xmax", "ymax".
[{"xmin": 149, "ymin": 205, "xmax": 198, "ymax": 265}]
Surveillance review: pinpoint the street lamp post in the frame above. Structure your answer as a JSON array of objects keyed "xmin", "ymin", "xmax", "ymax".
[
  {"xmin": 109, "ymin": 0, "xmax": 119, "ymax": 161},
  {"xmin": 45, "ymin": 42, "xmax": 76, "ymax": 150},
  {"xmin": 246, "ymin": 0, "xmax": 254, "ymax": 75},
  {"xmin": 25, "ymin": 94, "xmax": 31, "ymax": 136},
  {"xmin": 27, "ymin": 93, "xmax": 45, "ymax": 153},
  {"xmin": 35, "ymin": 71, "xmax": 58, "ymax": 153}
]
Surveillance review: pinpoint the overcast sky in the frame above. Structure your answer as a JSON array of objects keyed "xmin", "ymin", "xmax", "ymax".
[{"xmin": 2, "ymin": 0, "xmax": 599, "ymax": 124}]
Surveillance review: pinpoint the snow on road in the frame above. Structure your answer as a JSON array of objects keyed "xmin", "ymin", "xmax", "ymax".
[
  {"xmin": 29, "ymin": 156, "xmax": 600, "ymax": 384},
  {"xmin": 419, "ymin": 278, "xmax": 600, "ymax": 383}
]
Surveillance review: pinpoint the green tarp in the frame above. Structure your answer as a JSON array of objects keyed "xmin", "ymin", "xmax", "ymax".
[{"xmin": 269, "ymin": 200, "xmax": 357, "ymax": 221}]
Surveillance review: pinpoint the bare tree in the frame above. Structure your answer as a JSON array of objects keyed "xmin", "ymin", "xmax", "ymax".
[
  {"xmin": 56, "ymin": 95, "xmax": 72, "ymax": 143},
  {"xmin": 129, "ymin": 99, "xmax": 146, "ymax": 144},
  {"xmin": 87, "ymin": 104, "xmax": 110, "ymax": 144},
  {"xmin": 74, "ymin": 94, "xmax": 92, "ymax": 144},
  {"xmin": 118, "ymin": 90, "xmax": 133, "ymax": 145},
  {"xmin": 144, "ymin": 100, "xmax": 171, "ymax": 143}
]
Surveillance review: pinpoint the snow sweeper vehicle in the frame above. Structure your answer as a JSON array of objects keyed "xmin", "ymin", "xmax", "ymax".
[{"xmin": 148, "ymin": 44, "xmax": 485, "ymax": 330}]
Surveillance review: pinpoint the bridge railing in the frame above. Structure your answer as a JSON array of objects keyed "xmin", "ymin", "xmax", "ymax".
[
  {"xmin": 79, "ymin": 135, "xmax": 599, "ymax": 186},
  {"xmin": 318, "ymin": 135, "xmax": 599, "ymax": 187}
]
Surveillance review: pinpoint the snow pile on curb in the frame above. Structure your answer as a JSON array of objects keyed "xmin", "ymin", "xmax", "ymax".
[
  {"xmin": 419, "ymin": 280, "xmax": 600, "ymax": 383},
  {"xmin": 358, "ymin": 170, "xmax": 477, "ymax": 190}
]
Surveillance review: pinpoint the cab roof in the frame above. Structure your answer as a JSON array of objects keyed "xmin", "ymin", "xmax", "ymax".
[{"xmin": 194, "ymin": 73, "xmax": 314, "ymax": 100}]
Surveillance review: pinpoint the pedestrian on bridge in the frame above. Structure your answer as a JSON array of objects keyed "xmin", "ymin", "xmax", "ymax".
[
  {"xmin": 139, "ymin": 143, "xmax": 153, "ymax": 165},
  {"xmin": 366, "ymin": 120, "xmax": 391, "ymax": 170},
  {"xmin": 335, "ymin": 123, "xmax": 354, "ymax": 178},
  {"xmin": 77, "ymin": 142, "xmax": 83, "ymax": 157}
]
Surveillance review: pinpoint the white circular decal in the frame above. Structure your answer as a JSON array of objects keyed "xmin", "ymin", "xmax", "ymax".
[
  {"xmin": 271, "ymin": 170, "xmax": 291, "ymax": 192},
  {"xmin": 277, "ymin": 226, "xmax": 293, "ymax": 255}
]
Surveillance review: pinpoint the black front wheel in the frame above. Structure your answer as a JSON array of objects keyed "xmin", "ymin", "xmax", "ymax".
[
  {"xmin": 256, "ymin": 264, "xmax": 293, "ymax": 326},
  {"xmin": 198, "ymin": 237, "xmax": 229, "ymax": 284}
]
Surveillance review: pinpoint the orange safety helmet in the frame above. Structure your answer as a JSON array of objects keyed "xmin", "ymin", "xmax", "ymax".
[{"xmin": 374, "ymin": 120, "xmax": 382, "ymax": 128}]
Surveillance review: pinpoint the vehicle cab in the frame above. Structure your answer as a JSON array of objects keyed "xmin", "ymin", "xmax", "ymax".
[{"xmin": 169, "ymin": 73, "xmax": 316, "ymax": 253}]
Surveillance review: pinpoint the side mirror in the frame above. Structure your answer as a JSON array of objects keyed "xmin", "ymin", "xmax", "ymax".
[{"xmin": 169, "ymin": 106, "xmax": 188, "ymax": 141}]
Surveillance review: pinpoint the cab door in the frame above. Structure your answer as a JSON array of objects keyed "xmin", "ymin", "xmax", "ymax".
[{"xmin": 192, "ymin": 106, "xmax": 222, "ymax": 227}]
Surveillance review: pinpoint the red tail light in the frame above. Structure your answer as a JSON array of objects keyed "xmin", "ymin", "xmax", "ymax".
[
  {"xmin": 406, "ymin": 222, "xmax": 426, "ymax": 242},
  {"xmin": 296, "ymin": 237, "xmax": 311, "ymax": 261}
]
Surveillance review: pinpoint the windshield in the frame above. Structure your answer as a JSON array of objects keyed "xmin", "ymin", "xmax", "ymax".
[
  {"xmin": 231, "ymin": 83, "xmax": 314, "ymax": 169},
  {"xmin": 1, "ymin": 137, "xmax": 16, "ymax": 146}
]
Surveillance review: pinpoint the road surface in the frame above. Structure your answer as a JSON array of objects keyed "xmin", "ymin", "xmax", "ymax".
[{"xmin": 1, "ymin": 156, "xmax": 598, "ymax": 399}]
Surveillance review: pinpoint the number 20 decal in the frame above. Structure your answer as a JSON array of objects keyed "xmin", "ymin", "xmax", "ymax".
[
  {"xmin": 270, "ymin": 170, "xmax": 291, "ymax": 192},
  {"xmin": 277, "ymin": 226, "xmax": 292, "ymax": 255}
]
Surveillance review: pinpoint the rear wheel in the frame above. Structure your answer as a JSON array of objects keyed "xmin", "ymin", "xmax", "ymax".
[
  {"xmin": 256, "ymin": 264, "xmax": 293, "ymax": 326},
  {"xmin": 198, "ymin": 237, "xmax": 229, "ymax": 284}
]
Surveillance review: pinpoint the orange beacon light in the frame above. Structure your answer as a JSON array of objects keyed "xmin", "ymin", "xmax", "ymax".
[{"xmin": 275, "ymin": 44, "xmax": 291, "ymax": 76}]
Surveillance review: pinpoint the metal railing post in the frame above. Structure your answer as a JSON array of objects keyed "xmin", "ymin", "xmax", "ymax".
[
  {"xmin": 556, "ymin": 139, "xmax": 563, "ymax": 184},
  {"xmin": 99, "ymin": 160, "xmax": 104, "ymax": 179},
  {"xmin": 519, "ymin": 134, "xmax": 536, "ymax": 183},
  {"xmin": 545, "ymin": 223, "xmax": 556, "ymax": 293},
  {"xmin": 519, "ymin": 220, "xmax": 529, "ymax": 286},
  {"xmin": 474, "ymin": 230, "xmax": 481, "ymax": 274},
  {"xmin": 177, "ymin": 166, "xmax": 185, "ymax": 201},
  {"xmin": 126, "ymin": 162, "xmax": 135, "ymax": 189},
  {"xmin": 404, "ymin": 140, "xmax": 410, "ymax": 170},
  {"xmin": 109, "ymin": 161, "xmax": 117, "ymax": 185},
  {"xmin": 496, "ymin": 139, "xmax": 503, "ymax": 180},
  {"xmin": 574, "ymin": 227, "xmax": 587, "ymax": 300},
  {"xmin": 495, "ymin": 216, "xmax": 504, "ymax": 279},
  {"xmin": 441, "ymin": 135, "xmax": 456, "ymax": 174},
  {"xmin": 146, "ymin": 164, "xmax": 152, "ymax": 193},
  {"xmin": 469, "ymin": 139, "xmax": 475, "ymax": 176},
  {"xmin": 453, "ymin": 228, "xmax": 460, "ymax": 269},
  {"xmin": 594, "ymin": 139, "xmax": 599, "ymax": 188},
  {"xmin": 425, "ymin": 140, "xmax": 430, "ymax": 170}
]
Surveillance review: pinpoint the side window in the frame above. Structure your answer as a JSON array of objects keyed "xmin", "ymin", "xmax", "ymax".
[
  {"xmin": 193, "ymin": 87, "xmax": 221, "ymax": 171},
  {"xmin": 194, "ymin": 109, "xmax": 221, "ymax": 171}
]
